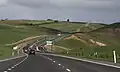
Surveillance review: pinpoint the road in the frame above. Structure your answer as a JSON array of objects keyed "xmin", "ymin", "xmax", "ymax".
[
  {"xmin": 0, "ymin": 55, "xmax": 27, "ymax": 72},
  {"xmin": 0, "ymin": 53, "xmax": 120, "ymax": 72}
]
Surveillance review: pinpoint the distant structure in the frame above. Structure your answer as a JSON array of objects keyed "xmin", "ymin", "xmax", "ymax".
[
  {"xmin": 1, "ymin": 18, "xmax": 8, "ymax": 21},
  {"xmin": 47, "ymin": 19, "xmax": 53, "ymax": 21},
  {"xmin": 5, "ymin": 18, "xmax": 8, "ymax": 20},
  {"xmin": 67, "ymin": 19, "xmax": 70, "ymax": 22}
]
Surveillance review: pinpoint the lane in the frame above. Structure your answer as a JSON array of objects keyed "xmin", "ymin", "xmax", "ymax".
[
  {"xmin": 10, "ymin": 54, "xmax": 69, "ymax": 72},
  {"xmin": 43, "ymin": 54, "xmax": 120, "ymax": 72},
  {"xmin": 0, "ymin": 56, "xmax": 27, "ymax": 72}
]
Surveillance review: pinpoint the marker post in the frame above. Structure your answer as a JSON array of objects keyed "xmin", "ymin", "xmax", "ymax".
[{"xmin": 113, "ymin": 50, "xmax": 117, "ymax": 63}]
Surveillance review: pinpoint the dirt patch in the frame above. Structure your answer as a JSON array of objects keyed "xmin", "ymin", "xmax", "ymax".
[
  {"xmin": 90, "ymin": 39, "xmax": 106, "ymax": 46},
  {"xmin": 64, "ymin": 34, "xmax": 87, "ymax": 44}
]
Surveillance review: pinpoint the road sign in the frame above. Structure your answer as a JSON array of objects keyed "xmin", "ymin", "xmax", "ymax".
[{"xmin": 46, "ymin": 41, "xmax": 53, "ymax": 45}]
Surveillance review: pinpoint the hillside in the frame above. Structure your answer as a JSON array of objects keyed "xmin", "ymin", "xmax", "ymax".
[
  {"xmin": 55, "ymin": 23, "xmax": 120, "ymax": 62},
  {"xmin": 0, "ymin": 19, "xmax": 106, "ymax": 60}
]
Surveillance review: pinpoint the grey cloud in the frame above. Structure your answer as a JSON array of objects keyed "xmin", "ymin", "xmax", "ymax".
[
  {"xmin": 9, "ymin": 0, "xmax": 120, "ymax": 10},
  {"xmin": 10, "ymin": 0, "xmax": 56, "ymax": 8},
  {"xmin": 0, "ymin": 0, "xmax": 8, "ymax": 7},
  {"xmin": 0, "ymin": 0, "xmax": 119, "ymax": 24},
  {"xmin": 0, "ymin": 4, "xmax": 34, "ymax": 19}
]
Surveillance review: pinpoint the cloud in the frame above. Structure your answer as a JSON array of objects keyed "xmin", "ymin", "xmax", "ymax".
[
  {"xmin": 0, "ymin": 0, "xmax": 8, "ymax": 7},
  {"xmin": 10, "ymin": 0, "xmax": 52, "ymax": 8},
  {"xmin": 9, "ymin": 0, "xmax": 120, "ymax": 10},
  {"xmin": 0, "ymin": 0, "xmax": 119, "ymax": 23},
  {"xmin": 0, "ymin": 4, "xmax": 34, "ymax": 19}
]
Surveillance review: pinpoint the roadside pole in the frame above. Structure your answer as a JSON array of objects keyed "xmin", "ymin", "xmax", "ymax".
[
  {"xmin": 12, "ymin": 51, "xmax": 15, "ymax": 56},
  {"xmin": 113, "ymin": 50, "xmax": 117, "ymax": 63},
  {"xmin": 17, "ymin": 49, "xmax": 20, "ymax": 55},
  {"xmin": 12, "ymin": 46, "xmax": 18, "ymax": 56}
]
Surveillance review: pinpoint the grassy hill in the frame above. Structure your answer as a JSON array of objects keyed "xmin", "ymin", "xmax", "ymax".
[
  {"xmin": 38, "ymin": 22, "xmax": 104, "ymax": 32},
  {"xmin": 0, "ymin": 23, "xmax": 60, "ymax": 59},
  {"xmin": 55, "ymin": 23, "xmax": 120, "ymax": 62},
  {"xmin": 0, "ymin": 19, "xmax": 107, "ymax": 60}
]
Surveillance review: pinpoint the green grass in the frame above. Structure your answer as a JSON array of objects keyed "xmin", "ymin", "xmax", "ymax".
[
  {"xmin": 0, "ymin": 20, "xmax": 108, "ymax": 60},
  {"xmin": 54, "ymin": 23, "xmax": 120, "ymax": 63},
  {"xmin": 0, "ymin": 20, "xmax": 54, "ymax": 25},
  {"xmin": 55, "ymin": 38, "xmax": 119, "ymax": 62},
  {"xmin": 0, "ymin": 24, "xmax": 47, "ymax": 59},
  {"xmin": 39, "ymin": 22, "xmax": 104, "ymax": 32}
]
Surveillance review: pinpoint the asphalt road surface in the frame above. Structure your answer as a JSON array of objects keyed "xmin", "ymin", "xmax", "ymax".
[
  {"xmin": 0, "ymin": 55, "xmax": 26, "ymax": 72},
  {"xmin": 1, "ymin": 54, "xmax": 120, "ymax": 72}
]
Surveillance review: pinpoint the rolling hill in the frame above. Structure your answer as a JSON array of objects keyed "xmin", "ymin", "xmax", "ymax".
[{"xmin": 55, "ymin": 22, "xmax": 120, "ymax": 62}]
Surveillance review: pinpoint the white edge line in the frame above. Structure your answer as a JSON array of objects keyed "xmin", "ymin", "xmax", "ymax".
[
  {"xmin": 53, "ymin": 61, "xmax": 56, "ymax": 63},
  {"xmin": 58, "ymin": 64, "xmax": 61, "ymax": 66},
  {"xmin": 13, "ymin": 55, "xmax": 28, "ymax": 67},
  {"xmin": 11, "ymin": 66, "xmax": 15, "ymax": 69},
  {"xmin": 66, "ymin": 68, "xmax": 71, "ymax": 72},
  {"xmin": 8, "ymin": 68, "xmax": 11, "ymax": 71},
  {"xmin": 0, "ymin": 55, "xmax": 27, "ymax": 63},
  {"xmin": 41, "ymin": 53, "xmax": 120, "ymax": 69}
]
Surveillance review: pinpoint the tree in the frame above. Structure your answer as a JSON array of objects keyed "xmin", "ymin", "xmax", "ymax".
[
  {"xmin": 47, "ymin": 19, "xmax": 52, "ymax": 21},
  {"xmin": 67, "ymin": 19, "xmax": 70, "ymax": 22},
  {"xmin": 54, "ymin": 20, "xmax": 58, "ymax": 23}
]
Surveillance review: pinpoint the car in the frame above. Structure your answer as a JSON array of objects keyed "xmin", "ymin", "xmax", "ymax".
[
  {"xmin": 23, "ymin": 49, "xmax": 28, "ymax": 53},
  {"xmin": 28, "ymin": 49, "xmax": 35, "ymax": 55}
]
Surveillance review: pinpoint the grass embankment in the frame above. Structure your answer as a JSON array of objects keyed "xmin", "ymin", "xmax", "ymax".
[
  {"xmin": 0, "ymin": 20, "xmax": 54, "ymax": 25},
  {"xmin": 55, "ymin": 38, "xmax": 120, "ymax": 63},
  {"xmin": 0, "ymin": 20, "xmax": 107, "ymax": 60},
  {"xmin": 39, "ymin": 22, "xmax": 104, "ymax": 32},
  {"xmin": 55, "ymin": 23, "xmax": 120, "ymax": 63},
  {"xmin": 0, "ymin": 24, "xmax": 46, "ymax": 59}
]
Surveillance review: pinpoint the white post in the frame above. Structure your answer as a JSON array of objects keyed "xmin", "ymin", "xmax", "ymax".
[
  {"xmin": 12, "ymin": 52, "xmax": 14, "ymax": 56},
  {"xmin": 113, "ymin": 50, "xmax": 117, "ymax": 63}
]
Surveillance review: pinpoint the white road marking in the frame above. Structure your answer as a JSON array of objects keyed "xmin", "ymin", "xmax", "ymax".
[
  {"xmin": 4, "ymin": 71, "xmax": 7, "ymax": 72},
  {"xmin": 49, "ymin": 59, "xmax": 52, "ymax": 61},
  {"xmin": 66, "ymin": 68, "xmax": 71, "ymax": 72},
  {"xmin": 13, "ymin": 55, "xmax": 28, "ymax": 67},
  {"xmin": 8, "ymin": 68, "xmax": 11, "ymax": 71},
  {"xmin": 40, "ymin": 55, "xmax": 52, "ymax": 61},
  {"xmin": 58, "ymin": 64, "xmax": 61, "ymax": 66},
  {"xmin": 40, "ymin": 55, "xmax": 71, "ymax": 71},
  {"xmin": 5, "ymin": 55, "xmax": 28, "ymax": 71},
  {"xmin": 42, "ymin": 53, "xmax": 120, "ymax": 69},
  {"xmin": 11, "ymin": 66, "xmax": 15, "ymax": 69},
  {"xmin": 0, "ymin": 55, "xmax": 27, "ymax": 63}
]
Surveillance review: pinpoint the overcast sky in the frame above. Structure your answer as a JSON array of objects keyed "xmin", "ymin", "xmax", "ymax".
[{"xmin": 0, "ymin": 0, "xmax": 120, "ymax": 24}]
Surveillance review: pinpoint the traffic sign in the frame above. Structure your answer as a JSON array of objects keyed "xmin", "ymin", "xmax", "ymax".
[{"xmin": 46, "ymin": 41, "xmax": 53, "ymax": 45}]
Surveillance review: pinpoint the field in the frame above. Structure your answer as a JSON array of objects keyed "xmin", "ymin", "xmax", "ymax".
[
  {"xmin": 1, "ymin": 19, "xmax": 119, "ymax": 63},
  {"xmin": 0, "ymin": 23, "xmax": 47, "ymax": 59},
  {"xmin": 55, "ymin": 23, "xmax": 120, "ymax": 63},
  {"xmin": 39, "ymin": 22, "xmax": 104, "ymax": 32}
]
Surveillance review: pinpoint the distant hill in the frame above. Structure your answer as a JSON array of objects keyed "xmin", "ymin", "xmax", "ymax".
[{"xmin": 89, "ymin": 22, "xmax": 120, "ymax": 33}]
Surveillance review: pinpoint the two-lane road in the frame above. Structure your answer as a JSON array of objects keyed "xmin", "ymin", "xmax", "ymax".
[
  {"xmin": 8, "ymin": 54, "xmax": 69, "ymax": 72},
  {"xmin": 1, "ymin": 54, "xmax": 120, "ymax": 72}
]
